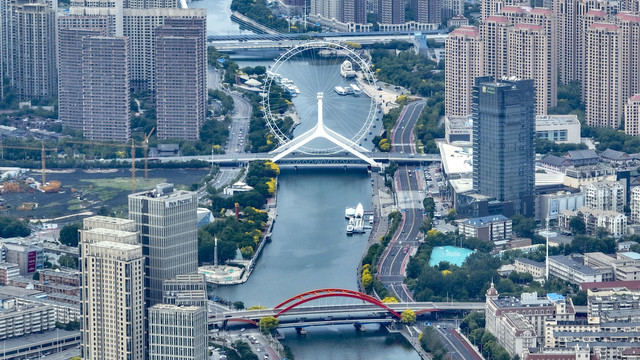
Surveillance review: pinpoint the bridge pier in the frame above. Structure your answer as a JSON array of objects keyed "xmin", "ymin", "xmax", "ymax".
[
  {"xmin": 354, "ymin": 323, "xmax": 366, "ymax": 332},
  {"xmin": 295, "ymin": 327, "xmax": 307, "ymax": 335}
]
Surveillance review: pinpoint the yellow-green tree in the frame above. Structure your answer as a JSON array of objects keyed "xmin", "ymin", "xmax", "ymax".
[
  {"xmin": 401, "ymin": 309, "xmax": 416, "ymax": 324},
  {"xmin": 259, "ymin": 316, "xmax": 279, "ymax": 333},
  {"xmin": 382, "ymin": 296, "xmax": 398, "ymax": 303},
  {"xmin": 248, "ymin": 305, "xmax": 267, "ymax": 310},
  {"xmin": 362, "ymin": 269, "xmax": 373, "ymax": 289},
  {"xmin": 240, "ymin": 246, "xmax": 254, "ymax": 259}
]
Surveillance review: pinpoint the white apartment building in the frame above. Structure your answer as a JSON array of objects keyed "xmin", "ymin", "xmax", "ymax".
[
  {"xmin": 80, "ymin": 217, "xmax": 145, "ymax": 360},
  {"xmin": 630, "ymin": 186, "xmax": 640, "ymax": 223},
  {"xmin": 559, "ymin": 207, "xmax": 627, "ymax": 238},
  {"xmin": 584, "ymin": 181, "xmax": 625, "ymax": 213},
  {"xmin": 0, "ymin": 302, "xmax": 56, "ymax": 340},
  {"xmin": 548, "ymin": 255, "xmax": 604, "ymax": 284}
]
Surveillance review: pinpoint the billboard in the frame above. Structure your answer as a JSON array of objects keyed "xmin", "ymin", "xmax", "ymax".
[{"xmin": 27, "ymin": 251, "xmax": 37, "ymax": 273}]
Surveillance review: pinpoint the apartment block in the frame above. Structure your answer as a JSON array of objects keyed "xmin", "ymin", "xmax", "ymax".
[
  {"xmin": 584, "ymin": 23, "xmax": 622, "ymax": 129},
  {"xmin": 630, "ymin": 186, "xmax": 640, "ymax": 223},
  {"xmin": 457, "ymin": 215, "xmax": 512, "ymax": 242},
  {"xmin": 148, "ymin": 304, "xmax": 208, "ymax": 360},
  {"xmin": 577, "ymin": 7, "xmax": 608, "ymax": 84},
  {"xmin": 82, "ymin": 36, "xmax": 131, "ymax": 142},
  {"xmin": 377, "ymin": 0, "xmax": 404, "ymax": 24},
  {"xmin": 5, "ymin": 0, "xmax": 57, "ymax": 100},
  {"xmin": 559, "ymin": 207, "xmax": 627, "ymax": 237},
  {"xmin": 625, "ymin": 95, "xmax": 640, "ymax": 136},
  {"xmin": 548, "ymin": 255, "xmax": 604, "ymax": 284},
  {"xmin": 584, "ymin": 181, "xmax": 625, "ymax": 212},
  {"xmin": 155, "ymin": 17, "xmax": 206, "ymax": 141},
  {"xmin": 0, "ymin": 302, "xmax": 56, "ymax": 340},
  {"xmin": 0, "ymin": 262, "xmax": 19, "ymax": 285},
  {"xmin": 413, "ymin": 0, "xmax": 440, "ymax": 24},
  {"xmin": 514, "ymin": 258, "xmax": 546, "ymax": 280},
  {"xmin": 80, "ymin": 217, "xmax": 145, "ymax": 360},
  {"xmin": 128, "ymin": 183, "xmax": 198, "ymax": 306},
  {"xmin": 57, "ymin": 16, "xmax": 109, "ymax": 131},
  {"xmin": 615, "ymin": 13, "xmax": 640, "ymax": 103},
  {"xmin": 2, "ymin": 243, "xmax": 44, "ymax": 275},
  {"xmin": 486, "ymin": 285, "xmax": 575, "ymax": 345},
  {"xmin": 482, "ymin": 16, "xmax": 510, "ymax": 79},
  {"xmin": 163, "ymin": 274, "xmax": 207, "ymax": 307},
  {"xmin": 445, "ymin": 26, "xmax": 482, "ymax": 117}
]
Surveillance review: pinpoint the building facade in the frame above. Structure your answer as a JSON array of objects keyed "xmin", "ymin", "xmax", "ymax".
[
  {"xmin": 377, "ymin": 0, "xmax": 404, "ymax": 24},
  {"xmin": 4, "ymin": 0, "xmax": 57, "ymax": 100},
  {"xmin": 0, "ymin": 302, "xmax": 55, "ymax": 340},
  {"xmin": 445, "ymin": 26, "xmax": 482, "ymax": 117},
  {"xmin": 148, "ymin": 304, "xmax": 208, "ymax": 360},
  {"xmin": 457, "ymin": 215, "xmax": 513, "ymax": 242},
  {"xmin": 584, "ymin": 181, "xmax": 625, "ymax": 213},
  {"xmin": 128, "ymin": 183, "xmax": 198, "ymax": 306},
  {"xmin": 80, "ymin": 217, "xmax": 145, "ymax": 360},
  {"xmin": 155, "ymin": 17, "xmax": 206, "ymax": 141},
  {"xmin": 625, "ymin": 95, "xmax": 640, "ymax": 136},
  {"xmin": 559, "ymin": 207, "xmax": 627, "ymax": 237},
  {"xmin": 473, "ymin": 76, "xmax": 536, "ymax": 216},
  {"xmin": 82, "ymin": 36, "xmax": 131, "ymax": 142}
]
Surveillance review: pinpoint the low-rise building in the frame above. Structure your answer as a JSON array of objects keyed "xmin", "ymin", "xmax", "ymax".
[
  {"xmin": 535, "ymin": 115, "xmax": 581, "ymax": 144},
  {"xmin": 457, "ymin": 215, "xmax": 512, "ymax": 242},
  {"xmin": 0, "ymin": 262, "xmax": 19, "ymax": 285},
  {"xmin": 447, "ymin": 15, "xmax": 469, "ymax": 28},
  {"xmin": 548, "ymin": 255, "xmax": 604, "ymax": 284},
  {"xmin": 558, "ymin": 207, "xmax": 627, "ymax": 238},
  {"xmin": 514, "ymin": 258, "xmax": 546, "ymax": 281},
  {"xmin": 38, "ymin": 269, "xmax": 80, "ymax": 287},
  {"xmin": 496, "ymin": 312, "xmax": 537, "ymax": 357},
  {"xmin": 538, "ymin": 191, "xmax": 585, "ymax": 221},
  {"xmin": 1, "ymin": 243, "xmax": 44, "ymax": 275},
  {"xmin": 444, "ymin": 115, "xmax": 473, "ymax": 143},
  {"xmin": 486, "ymin": 284, "xmax": 575, "ymax": 346},
  {"xmin": 564, "ymin": 166, "xmax": 617, "ymax": 189},
  {"xmin": 0, "ymin": 302, "xmax": 56, "ymax": 340}
]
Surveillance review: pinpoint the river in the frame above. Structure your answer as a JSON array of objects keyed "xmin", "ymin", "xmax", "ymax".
[{"xmin": 202, "ymin": 1, "xmax": 419, "ymax": 357}]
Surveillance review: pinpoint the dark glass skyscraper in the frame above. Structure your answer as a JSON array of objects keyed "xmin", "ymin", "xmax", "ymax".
[{"xmin": 472, "ymin": 76, "xmax": 536, "ymax": 216}]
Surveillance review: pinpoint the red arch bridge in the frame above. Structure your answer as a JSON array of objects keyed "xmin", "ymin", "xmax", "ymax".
[{"xmin": 208, "ymin": 288, "xmax": 485, "ymax": 328}]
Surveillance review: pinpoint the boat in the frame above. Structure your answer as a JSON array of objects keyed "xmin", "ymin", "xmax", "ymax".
[
  {"xmin": 345, "ymin": 207, "xmax": 356, "ymax": 218},
  {"xmin": 350, "ymin": 83, "xmax": 362, "ymax": 95},
  {"xmin": 340, "ymin": 60, "xmax": 357, "ymax": 78},
  {"xmin": 355, "ymin": 203, "xmax": 364, "ymax": 218},
  {"xmin": 334, "ymin": 86, "xmax": 347, "ymax": 95}
]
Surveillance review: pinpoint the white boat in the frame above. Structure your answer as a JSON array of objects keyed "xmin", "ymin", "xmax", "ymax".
[
  {"xmin": 345, "ymin": 207, "xmax": 356, "ymax": 218},
  {"xmin": 334, "ymin": 86, "xmax": 347, "ymax": 95},
  {"xmin": 346, "ymin": 219, "xmax": 355, "ymax": 234},
  {"xmin": 350, "ymin": 83, "xmax": 362, "ymax": 95},
  {"xmin": 340, "ymin": 60, "xmax": 357, "ymax": 78},
  {"xmin": 355, "ymin": 203, "xmax": 364, "ymax": 218}
]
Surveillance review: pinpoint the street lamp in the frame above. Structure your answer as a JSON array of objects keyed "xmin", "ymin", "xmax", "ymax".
[{"xmin": 538, "ymin": 216, "xmax": 557, "ymax": 282}]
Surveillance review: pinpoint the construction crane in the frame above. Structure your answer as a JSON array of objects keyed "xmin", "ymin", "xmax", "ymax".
[
  {"xmin": 0, "ymin": 141, "xmax": 58, "ymax": 188},
  {"xmin": 143, "ymin": 127, "xmax": 155, "ymax": 180},
  {"xmin": 64, "ymin": 139, "xmax": 149, "ymax": 193}
]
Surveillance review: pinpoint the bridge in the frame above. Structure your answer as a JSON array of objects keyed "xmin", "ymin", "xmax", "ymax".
[
  {"xmin": 207, "ymin": 30, "xmax": 446, "ymax": 43},
  {"xmin": 209, "ymin": 288, "xmax": 485, "ymax": 329}
]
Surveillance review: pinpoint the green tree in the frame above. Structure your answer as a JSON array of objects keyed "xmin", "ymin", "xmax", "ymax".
[
  {"xmin": 59, "ymin": 254, "xmax": 77, "ymax": 268},
  {"xmin": 401, "ymin": 309, "xmax": 416, "ymax": 324},
  {"xmin": 59, "ymin": 223, "xmax": 81, "ymax": 247},
  {"xmin": 258, "ymin": 316, "xmax": 279, "ymax": 333},
  {"xmin": 423, "ymin": 197, "xmax": 436, "ymax": 217},
  {"xmin": 511, "ymin": 214, "xmax": 536, "ymax": 238},
  {"xmin": 0, "ymin": 216, "xmax": 31, "ymax": 238},
  {"xmin": 233, "ymin": 301, "xmax": 245, "ymax": 310},
  {"xmin": 569, "ymin": 216, "xmax": 586, "ymax": 235}
]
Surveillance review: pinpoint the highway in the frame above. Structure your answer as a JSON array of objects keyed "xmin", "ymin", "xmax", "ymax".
[{"xmin": 376, "ymin": 100, "xmax": 425, "ymax": 302}]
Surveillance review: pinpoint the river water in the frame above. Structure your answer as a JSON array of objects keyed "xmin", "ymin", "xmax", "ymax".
[{"xmin": 202, "ymin": 1, "xmax": 419, "ymax": 357}]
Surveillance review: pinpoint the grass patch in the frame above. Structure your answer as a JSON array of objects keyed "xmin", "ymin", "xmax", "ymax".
[
  {"xmin": 80, "ymin": 177, "xmax": 167, "ymax": 191},
  {"xmin": 42, "ymin": 202, "xmax": 62, "ymax": 208},
  {"xmin": 97, "ymin": 189, "xmax": 120, "ymax": 202},
  {"xmin": 67, "ymin": 204, "xmax": 84, "ymax": 211}
]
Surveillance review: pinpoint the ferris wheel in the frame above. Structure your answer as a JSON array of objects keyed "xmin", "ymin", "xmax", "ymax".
[{"xmin": 262, "ymin": 41, "xmax": 378, "ymax": 155}]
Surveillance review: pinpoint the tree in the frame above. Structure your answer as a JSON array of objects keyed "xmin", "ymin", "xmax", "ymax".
[
  {"xmin": 401, "ymin": 309, "xmax": 416, "ymax": 324},
  {"xmin": 0, "ymin": 216, "xmax": 30, "ymax": 238},
  {"xmin": 569, "ymin": 216, "xmax": 586, "ymax": 235},
  {"xmin": 258, "ymin": 316, "xmax": 279, "ymax": 333},
  {"xmin": 382, "ymin": 296, "xmax": 398, "ymax": 303},
  {"xmin": 511, "ymin": 214, "xmax": 536, "ymax": 238},
  {"xmin": 59, "ymin": 223, "xmax": 81, "ymax": 247},
  {"xmin": 59, "ymin": 254, "xmax": 77, "ymax": 268},
  {"xmin": 423, "ymin": 197, "xmax": 436, "ymax": 217},
  {"xmin": 233, "ymin": 301, "xmax": 245, "ymax": 310}
]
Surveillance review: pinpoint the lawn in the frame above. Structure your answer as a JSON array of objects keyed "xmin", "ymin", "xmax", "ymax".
[{"xmin": 80, "ymin": 177, "xmax": 167, "ymax": 191}]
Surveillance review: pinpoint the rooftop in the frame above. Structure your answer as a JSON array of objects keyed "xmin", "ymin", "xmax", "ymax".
[
  {"xmin": 536, "ymin": 114, "xmax": 580, "ymax": 126},
  {"xmin": 3, "ymin": 329, "xmax": 80, "ymax": 352},
  {"xmin": 581, "ymin": 280, "xmax": 640, "ymax": 291},
  {"xmin": 549, "ymin": 255, "xmax": 602, "ymax": 276},
  {"xmin": 600, "ymin": 148, "xmax": 630, "ymax": 161},
  {"xmin": 438, "ymin": 142, "xmax": 473, "ymax": 175},
  {"xmin": 462, "ymin": 214, "xmax": 509, "ymax": 226},
  {"xmin": 92, "ymin": 240, "xmax": 141, "ymax": 251},
  {"xmin": 620, "ymin": 252, "xmax": 640, "ymax": 260},
  {"xmin": 516, "ymin": 257, "xmax": 545, "ymax": 268},
  {"xmin": 565, "ymin": 149, "xmax": 599, "ymax": 160}
]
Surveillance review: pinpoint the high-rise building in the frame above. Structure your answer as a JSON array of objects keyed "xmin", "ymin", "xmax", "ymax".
[
  {"xmin": 80, "ymin": 216, "xmax": 145, "ymax": 360},
  {"xmin": 82, "ymin": 36, "xmax": 131, "ymax": 142},
  {"xmin": 616, "ymin": 12, "xmax": 640, "ymax": 104},
  {"xmin": 473, "ymin": 76, "xmax": 536, "ymax": 216},
  {"xmin": 583, "ymin": 22, "xmax": 621, "ymax": 128},
  {"xmin": 123, "ymin": 8, "xmax": 206, "ymax": 92},
  {"xmin": 625, "ymin": 95, "xmax": 640, "ymax": 136},
  {"xmin": 155, "ymin": 17, "xmax": 206, "ymax": 141},
  {"xmin": 506, "ymin": 23, "xmax": 554, "ymax": 114},
  {"xmin": 553, "ymin": 0, "xmax": 577, "ymax": 84},
  {"xmin": 148, "ymin": 304, "xmax": 208, "ymax": 360},
  {"xmin": 5, "ymin": 0, "xmax": 57, "ymax": 100},
  {"xmin": 441, "ymin": 0, "xmax": 464, "ymax": 18},
  {"xmin": 162, "ymin": 274, "xmax": 207, "ymax": 307},
  {"xmin": 341, "ymin": 0, "xmax": 366, "ymax": 24},
  {"xmin": 378, "ymin": 0, "xmax": 404, "ymax": 24},
  {"xmin": 584, "ymin": 181, "xmax": 625, "ymax": 212},
  {"xmin": 445, "ymin": 26, "xmax": 482, "ymax": 116},
  {"xmin": 413, "ymin": 0, "xmax": 441, "ymax": 23},
  {"xmin": 128, "ymin": 183, "xmax": 198, "ymax": 306},
  {"xmin": 481, "ymin": 16, "xmax": 510, "ymax": 79},
  {"xmin": 577, "ymin": 8, "xmax": 607, "ymax": 84},
  {"xmin": 57, "ymin": 16, "xmax": 109, "ymax": 131}
]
